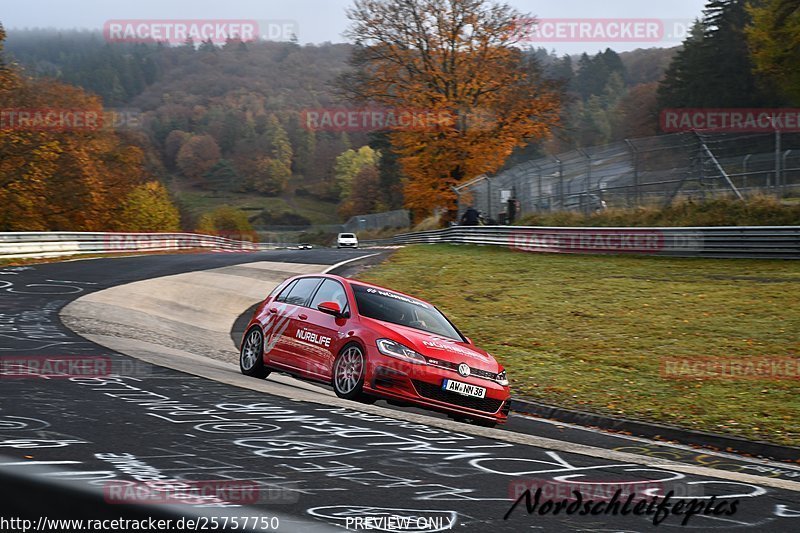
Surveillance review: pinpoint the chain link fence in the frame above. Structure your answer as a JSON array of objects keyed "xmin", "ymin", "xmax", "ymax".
[
  {"xmin": 456, "ymin": 131, "xmax": 800, "ymax": 221},
  {"xmin": 342, "ymin": 209, "xmax": 411, "ymax": 232}
]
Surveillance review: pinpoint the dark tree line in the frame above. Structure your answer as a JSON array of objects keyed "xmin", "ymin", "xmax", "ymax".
[{"xmin": 657, "ymin": 0, "xmax": 784, "ymax": 109}]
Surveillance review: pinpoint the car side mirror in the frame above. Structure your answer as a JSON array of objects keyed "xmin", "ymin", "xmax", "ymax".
[
  {"xmin": 318, "ymin": 301, "xmax": 344, "ymax": 317},
  {"xmin": 464, "ymin": 336, "xmax": 473, "ymax": 345}
]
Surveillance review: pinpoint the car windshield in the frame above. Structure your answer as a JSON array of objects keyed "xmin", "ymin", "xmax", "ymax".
[
  {"xmin": 340, "ymin": 234, "xmax": 355, "ymax": 239},
  {"xmin": 352, "ymin": 284, "xmax": 464, "ymax": 341}
]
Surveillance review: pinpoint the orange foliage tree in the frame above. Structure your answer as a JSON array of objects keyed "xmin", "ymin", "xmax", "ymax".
[
  {"xmin": 0, "ymin": 25, "xmax": 161, "ymax": 231},
  {"xmin": 340, "ymin": 0, "xmax": 561, "ymax": 220}
]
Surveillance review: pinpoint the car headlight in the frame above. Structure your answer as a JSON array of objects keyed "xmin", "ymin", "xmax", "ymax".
[
  {"xmin": 496, "ymin": 369, "xmax": 509, "ymax": 386},
  {"xmin": 376, "ymin": 339, "xmax": 427, "ymax": 365}
]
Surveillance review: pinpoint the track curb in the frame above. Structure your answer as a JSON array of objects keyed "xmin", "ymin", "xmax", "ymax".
[{"xmin": 511, "ymin": 397, "xmax": 800, "ymax": 462}]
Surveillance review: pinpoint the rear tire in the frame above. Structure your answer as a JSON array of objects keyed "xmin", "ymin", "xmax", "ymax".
[
  {"xmin": 240, "ymin": 327, "xmax": 269, "ymax": 378},
  {"xmin": 356, "ymin": 395, "xmax": 377, "ymax": 405},
  {"xmin": 332, "ymin": 343, "xmax": 367, "ymax": 400}
]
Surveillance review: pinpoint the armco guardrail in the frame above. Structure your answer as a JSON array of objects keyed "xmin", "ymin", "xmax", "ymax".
[
  {"xmin": 0, "ymin": 232, "xmax": 270, "ymax": 259},
  {"xmin": 365, "ymin": 226, "xmax": 800, "ymax": 259}
]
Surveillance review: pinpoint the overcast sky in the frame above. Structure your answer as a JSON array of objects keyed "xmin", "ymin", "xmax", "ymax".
[{"xmin": 3, "ymin": 0, "xmax": 709, "ymax": 55}]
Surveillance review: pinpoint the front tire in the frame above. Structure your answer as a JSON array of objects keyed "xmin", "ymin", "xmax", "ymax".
[
  {"xmin": 472, "ymin": 419, "xmax": 497, "ymax": 429},
  {"xmin": 448, "ymin": 414, "xmax": 497, "ymax": 429},
  {"xmin": 240, "ymin": 327, "xmax": 269, "ymax": 378},
  {"xmin": 332, "ymin": 343, "xmax": 367, "ymax": 400}
]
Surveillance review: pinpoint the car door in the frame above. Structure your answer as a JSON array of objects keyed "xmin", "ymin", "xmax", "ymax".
[
  {"xmin": 303, "ymin": 279, "xmax": 351, "ymax": 378},
  {"xmin": 265, "ymin": 277, "xmax": 322, "ymax": 370},
  {"xmin": 258, "ymin": 279, "xmax": 297, "ymax": 364}
]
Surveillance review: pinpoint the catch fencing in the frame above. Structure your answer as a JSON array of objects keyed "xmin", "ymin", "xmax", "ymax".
[
  {"xmin": 0, "ymin": 232, "xmax": 270, "ymax": 259},
  {"xmin": 365, "ymin": 225, "xmax": 800, "ymax": 259},
  {"xmin": 457, "ymin": 131, "xmax": 800, "ymax": 220},
  {"xmin": 342, "ymin": 209, "xmax": 411, "ymax": 232}
]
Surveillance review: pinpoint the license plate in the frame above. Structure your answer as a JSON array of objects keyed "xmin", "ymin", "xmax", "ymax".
[{"xmin": 442, "ymin": 379, "xmax": 486, "ymax": 398}]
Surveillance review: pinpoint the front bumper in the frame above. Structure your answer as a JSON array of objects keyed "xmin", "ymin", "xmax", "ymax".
[{"xmin": 363, "ymin": 352, "xmax": 510, "ymax": 423}]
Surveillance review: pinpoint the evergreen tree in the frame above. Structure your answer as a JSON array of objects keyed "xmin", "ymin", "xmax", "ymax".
[
  {"xmin": 658, "ymin": 0, "xmax": 777, "ymax": 109},
  {"xmin": 203, "ymin": 159, "xmax": 242, "ymax": 192}
]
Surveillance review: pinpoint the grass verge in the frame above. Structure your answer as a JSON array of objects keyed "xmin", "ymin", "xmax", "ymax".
[
  {"xmin": 170, "ymin": 182, "xmax": 341, "ymax": 226},
  {"xmin": 355, "ymin": 244, "xmax": 800, "ymax": 447},
  {"xmin": 517, "ymin": 195, "xmax": 800, "ymax": 227}
]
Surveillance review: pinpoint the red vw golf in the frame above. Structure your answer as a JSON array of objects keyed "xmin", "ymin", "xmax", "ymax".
[{"xmin": 239, "ymin": 274, "xmax": 511, "ymax": 426}]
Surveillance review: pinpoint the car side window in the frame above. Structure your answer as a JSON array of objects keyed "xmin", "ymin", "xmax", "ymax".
[
  {"xmin": 273, "ymin": 280, "xmax": 298, "ymax": 303},
  {"xmin": 282, "ymin": 277, "xmax": 322, "ymax": 306},
  {"xmin": 310, "ymin": 279, "xmax": 348, "ymax": 313}
]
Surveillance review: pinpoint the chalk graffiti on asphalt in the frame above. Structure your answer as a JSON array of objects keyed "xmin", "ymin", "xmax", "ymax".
[
  {"xmin": 0, "ymin": 415, "xmax": 51, "ymax": 431},
  {"xmin": 0, "ymin": 301, "xmax": 91, "ymax": 352},
  {"xmin": 60, "ymin": 375, "xmax": 796, "ymax": 528},
  {"xmin": 613, "ymin": 445, "xmax": 800, "ymax": 480}
]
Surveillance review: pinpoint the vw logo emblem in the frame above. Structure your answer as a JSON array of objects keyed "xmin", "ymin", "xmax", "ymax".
[{"xmin": 457, "ymin": 363, "xmax": 471, "ymax": 377}]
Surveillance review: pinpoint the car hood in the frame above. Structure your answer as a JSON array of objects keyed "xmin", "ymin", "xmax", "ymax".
[{"xmin": 363, "ymin": 318, "xmax": 499, "ymax": 371}]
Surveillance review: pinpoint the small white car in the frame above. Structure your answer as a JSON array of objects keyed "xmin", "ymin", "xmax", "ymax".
[{"xmin": 336, "ymin": 233, "xmax": 359, "ymax": 249}]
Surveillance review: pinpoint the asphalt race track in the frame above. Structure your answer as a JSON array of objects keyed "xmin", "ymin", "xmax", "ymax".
[{"xmin": 1, "ymin": 250, "xmax": 799, "ymax": 532}]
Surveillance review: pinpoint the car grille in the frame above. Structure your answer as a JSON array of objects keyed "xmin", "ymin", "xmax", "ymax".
[
  {"xmin": 425, "ymin": 359, "xmax": 498, "ymax": 381},
  {"xmin": 412, "ymin": 380, "xmax": 503, "ymax": 413}
]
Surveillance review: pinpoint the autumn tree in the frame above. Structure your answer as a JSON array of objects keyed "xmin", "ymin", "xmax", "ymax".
[
  {"xmin": 177, "ymin": 134, "xmax": 221, "ymax": 181},
  {"xmin": 164, "ymin": 129, "xmax": 190, "ymax": 169},
  {"xmin": 611, "ymin": 82, "xmax": 660, "ymax": 139},
  {"xmin": 0, "ymin": 27, "xmax": 153, "ymax": 231},
  {"xmin": 746, "ymin": 0, "xmax": 800, "ymax": 105},
  {"xmin": 196, "ymin": 205, "xmax": 254, "ymax": 236},
  {"xmin": 334, "ymin": 145, "xmax": 380, "ymax": 199},
  {"xmin": 114, "ymin": 181, "xmax": 181, "ymax": 232},
  {"xmin": 338, "ymin": 164, "xmax": 384, "ymax": 219},
  {"xmin": 340, "ymin": 0, "xmax": 561, "ymax": 220}
]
